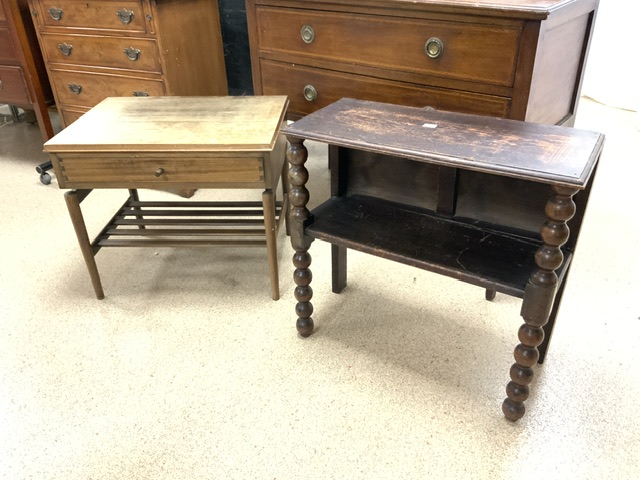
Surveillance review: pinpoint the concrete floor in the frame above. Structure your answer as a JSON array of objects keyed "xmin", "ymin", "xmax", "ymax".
[{"xmin": 0, "ymin": 98, "xmax": 638, "ymax": 479}]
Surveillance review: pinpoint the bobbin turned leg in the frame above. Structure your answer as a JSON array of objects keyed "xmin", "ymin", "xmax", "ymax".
[
  {"xmin": 287, "ymin": 137, "xmax": 315, "ymax": 337},
  {"xmin": 502, "ymin": 185, "xmax": 579, "ymax": 421}
]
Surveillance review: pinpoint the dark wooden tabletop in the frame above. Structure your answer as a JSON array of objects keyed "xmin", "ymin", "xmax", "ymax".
[{"xmin": 282, "ymin": 98, "xmax": 605, "ymax": 188}]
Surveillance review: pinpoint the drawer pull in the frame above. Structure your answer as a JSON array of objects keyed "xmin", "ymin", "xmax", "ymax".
[
  {"xmin": 303, "ymin": 84, "xmax": 317, "ymax": 102},
  {"xmin": 48, "ymin": 7, "xmax": 63, "ymax": 21},
  {"xmin": 123, "ymin": 47, "xmax": 141, "ymax": 61},
  {"xmin": 0, "ymin": 80, "xmax": 3, "ymax": 91},
  {"xmin": 424, "ymin": 37, "xmax": 444, "ymax": 59},
  {"xmin": 57, "ymin": 43, "xmax": 73, "ymax": 56},
  {"xmin": 301, "ymin": 25, "xmax": 315, "ymax": 44},
  {"xmin": 132, "ymin": 91, "xmax": 149, "ymax": 97},
  {"xmin": 116, "ymin": 9, "xmax": 134, "ymax": 24},
  {"xmin": 155, "ymin": 168, "xmax": 165, "ymax": 177},
  {"xmin": 68, "ymin": 83, "xmax": 82, "ymax": 95}
]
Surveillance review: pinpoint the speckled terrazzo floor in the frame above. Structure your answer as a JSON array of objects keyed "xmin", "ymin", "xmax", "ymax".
[{"xmin": 1, "ymin": 98, "xmax": 639, "ymax": 479}]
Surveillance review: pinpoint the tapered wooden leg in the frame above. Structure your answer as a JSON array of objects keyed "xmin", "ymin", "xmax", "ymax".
[
  {"xmin": 287, "ymin": 136, "xmax": 314, "ymax": 337},
  {"xmin": 502, "ymin": 185, "xmax": 578, "ymax": 421},
  {"xmin": 64, "ymin": 189, "xmax": 105, "ymax": 300},
  {"xmin": 128, "ymin": 189, "xmax": 145, "ymax": 230},
  {"xmin": 262, "ymin": 189, "xmax": 280, "ymax": 301}
]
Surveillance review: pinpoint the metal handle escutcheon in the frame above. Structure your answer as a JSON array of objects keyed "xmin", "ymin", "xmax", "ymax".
[
  {"xmin": 57, "ymin": 43, "xmax": 73, "ymax": 56},
  {"xmin": 116, "ymin": 9, "xmax": 134, "ymax": 24},
  {"xmin": 133, "ymin": 91, "xmax": 149, "ymax": 97},
  {"xmin": 155, "ymin": 168, "xmax": 164, "ymax": 177},
  {"xmin": 123, "ymin": 47, "xmax": 141, "ymax": 61},
  {"xmin": 424, "ymin": 37, "xmax": 444, "ymax": 59},
  {"xmin": 303, "ymin": 85, "xmax": 317, "ymax": 102},
  {"xmin": 48, "ymin": 7, "xmax": 63, "ymax": 21},
  {"xmin": 68, "ymin": 83, "xmax": 82, "ymax": 94},
  {"xmin": 301, "ymin": 25, "xmax": 315, "ymax": 44}
]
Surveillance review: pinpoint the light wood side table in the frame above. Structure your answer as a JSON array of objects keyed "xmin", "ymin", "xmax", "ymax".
[{"xmin": 44, "ymin": 95, "xmax": 289, "ymax": 300}]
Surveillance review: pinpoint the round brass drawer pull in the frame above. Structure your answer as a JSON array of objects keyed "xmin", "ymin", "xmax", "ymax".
[
  {"xmin": 303, "ymin": 84, "xmax": 317, "ymax": 102},
  {"xmin": 301, "ymin": 25, "xmax": 315, "ymax": 44},
  {"xmin": 155, "ymin": 168, "xmax": 164, "ymax": 177},
  {"xmin": 424, "ymin": 37, "xmax": 444, "ymax": 59}
]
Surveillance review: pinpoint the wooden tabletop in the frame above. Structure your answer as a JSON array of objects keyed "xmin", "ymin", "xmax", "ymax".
[
  {"xmin": 44, "ymin": 96, "xmax": 289, "ymax": 153},
  {"xmin": 282, "ymin": 98, "xmax": 605, "ymax": 188}
]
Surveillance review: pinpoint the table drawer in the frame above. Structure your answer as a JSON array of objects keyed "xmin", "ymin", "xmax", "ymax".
[
  {"xmin": 55, "ymin": 154, "xmax": 266, "ymax": 188},
  {"xmin": 32, "ymin": 0, "xmax": 148, "ymax": 33},
  {"xmin": 259, "ymin": 59, "xmax": 510, "ymax": 118},
  {"xmin": 256, "ymin": 6, "xmax": 520, "ymax": 87},
  {"xmin": 49, "ymin": 68, "xmax": 164, "ymax": 107},
  {"xmin": 39, "ymin": 33, "xmax": 161, "ymax": 72},
  {"xmin": 0, "ymin": 65, "xmax": 31, "ymax": 105},
  {"xmin": 0, "ymin": 27, "xmax": 19, "ymax": 62}
]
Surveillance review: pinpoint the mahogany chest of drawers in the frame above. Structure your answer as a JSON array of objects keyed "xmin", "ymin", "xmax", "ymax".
[
  {"xmin": 0, "ymin": 0, "xmax": 54, "ymax": 140},
  {"xmin": 246, "ymin": 0, "xmax": 599, "ymax": 125},
  {"xmin": 28, "ymin": 0, "xmax": 228, "ymax": 127}
]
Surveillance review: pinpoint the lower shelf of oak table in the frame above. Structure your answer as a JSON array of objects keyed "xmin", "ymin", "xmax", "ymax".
[
  {"xmin": 305, "ymin": 195, "xmax": 571, "ymax": 297},
  {"xmin": 93, "ymin": 197, "xmax": 286, "ymax": 250}
]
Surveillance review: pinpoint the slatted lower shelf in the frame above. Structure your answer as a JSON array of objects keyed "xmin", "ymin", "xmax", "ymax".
[{"xmin": 92, "ymin": 198, "xmax": 285, "ymax": 248}]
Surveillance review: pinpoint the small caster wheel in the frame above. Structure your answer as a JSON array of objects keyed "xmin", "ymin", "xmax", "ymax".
[
  {"xmin": 485, "ymin": 289, "xmax": 496, "ymax": 301},
  {"xmin": 40, "ymin": 172, "xmax": 52, "ymax": 185}
]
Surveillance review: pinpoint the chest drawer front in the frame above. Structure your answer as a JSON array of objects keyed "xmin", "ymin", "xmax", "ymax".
[
  {"xmin": 0, "ymin": 65, "xmax": 31, "ymax": 104},
  {"xmin": 260, "ymin": 60, "xmax": 510, "ymax": 118},
  {"xmin": 40, "ymin": 33, "xmax": 161, "ymax": 72},
  {"xmin": 0, "ymin": 27, "xmax": 19, "ymax": 63},
  {"xmin": 56, "ymin": 155, "xmax": 266, "ymax": 188},
  {"xmin": 33, "ymin": 0, "xmax": 148, "ymax": 33},
  {"xmin": 49, "ymin": 68, "xmax": 164, "ymax": 107},
  {"xmin": 256, "ymin": 7, "xmax": 520, "ymax": 87}
]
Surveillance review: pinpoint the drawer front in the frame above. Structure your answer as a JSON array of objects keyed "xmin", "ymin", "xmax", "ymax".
[
  {"xmin": 49, "ymin": 68, "xmax": 164, "ymax": 107},
  {"xmin": 0, "ymin": 65, "xmax": 31, "ymax": 105},
  {"xmin": 32, "ymin": 0, "xmax": 148, "ymax": 33},
  {"xmin": 0, "ymin": 27, "xmax": 19, "ymax": 63},
  {"xmin": 259, "ymin": 60, "xmax": 510, "ymax": 118},
  {"xmin": 56, "ymin": 155, "xmax": 266, "ymax": 188},
  {"xmin": 256, "ymin": 7, "xmax": 520, "ymax": 87},
  {"xmin": 59, "ymin": 106, "xmax": 87, "ymax": 126},
  {"xmin": 40, "ymin": 33, "xmax": 161, "ymax": 72}
]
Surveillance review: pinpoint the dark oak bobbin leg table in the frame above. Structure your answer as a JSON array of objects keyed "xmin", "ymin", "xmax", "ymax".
[{"xmin": 282, "ymin": 98, "xmax": 604, "ymax": 421}]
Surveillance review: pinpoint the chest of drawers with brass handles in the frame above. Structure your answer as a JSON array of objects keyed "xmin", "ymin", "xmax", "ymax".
[
  {"xmin": 0, "ymin": 0, "xmax": 54, "ymax": 140},
  {"xmin": 28, "ymin": 0, "xmax": 228, "ymax": 127},
  {"xmin": 247, "ymin": 0, "xmax": 599, "ymax": 126}
]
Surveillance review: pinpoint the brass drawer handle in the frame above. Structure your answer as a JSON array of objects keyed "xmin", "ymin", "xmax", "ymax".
[
  {"xmin": 301, "ymin": 25, "xmax": 315, "ymax": 44},
  {"xmin": 48, "ymin": 7, "xmax": 63, "ymax": 21},
  {"xmin": 68, "ymin": 83, "xmax": 82, "ymax": 95},
  {"xmin": 57, "ymin": 43, "xmax": 73, "ymax": 56},
  {"xmin": 424, "ymin": 37, "xmax": 444, "ymax": 59},
  {"xmin": 116, "ymin": 9, "xmax": 134, "ymax": 24},
  {"xmin": 155, "ymin": 168, "xmax": 164, "ymax": 177},
  {"xmin": 123, "ymin": 47, "xmax": 141, "ymax": 61},
  {"xmin": 132, "ymin": 91, "xmax": 149, "ymax": 96},
  {"xmin": 303, "ymin": 84, "xmax": 317, "ymax": 102}
]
